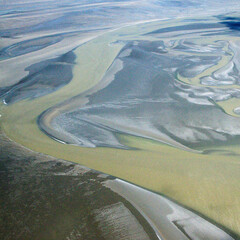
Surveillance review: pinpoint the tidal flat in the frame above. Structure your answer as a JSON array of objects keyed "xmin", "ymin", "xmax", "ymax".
[
  {"xmin": 0, "ymin": 128, "xmax": 160, "ymax": 240},
  {"xmin": 0, "ymin": 128, "xmax": 236, "ymax": 240},
  {"xmin": 1, "ymin": 16, "xmax": 240, "ymax": 238}
]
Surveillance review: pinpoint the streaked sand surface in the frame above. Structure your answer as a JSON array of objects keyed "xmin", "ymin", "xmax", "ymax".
[{"xmin": 105, "ymin": 179, "xmax": 235, "ymax": 240}]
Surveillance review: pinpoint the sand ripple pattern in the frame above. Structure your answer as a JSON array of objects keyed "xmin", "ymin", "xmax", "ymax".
[{"xmin": 40, "ymin": 18, "xmax": 240, "ymax": 153}]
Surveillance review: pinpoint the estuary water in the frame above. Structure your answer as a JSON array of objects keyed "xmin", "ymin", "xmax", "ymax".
[{"xmin": 1, "ymin": 0, "xmax": 240, "ymax": 239}]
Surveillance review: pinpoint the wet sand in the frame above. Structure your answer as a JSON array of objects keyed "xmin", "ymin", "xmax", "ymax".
[
  {"xmin": 0, "ymin": 128, "xmax": 159, "ymax": 240},
  {"xmin": 1, "ymin": 1, "xmax": 240, "ymax": 238},
  {"xmin": 1, "ymin": 18, "xmax": 240, "ymax": 237},
  {"xmin": 0, "ymin": 128, "xmax": 236, "ymax": 239},
  {"xmin": 36, "ymin": 18, "xmax": 240, "ymax": 236},
  {"xmin": 105, "ymin": 179, "xmax": 235, "ymax": 240}
]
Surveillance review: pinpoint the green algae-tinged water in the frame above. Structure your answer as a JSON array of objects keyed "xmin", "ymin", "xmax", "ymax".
[{"xmin": 1, "ymin": 18, "xmax": 240, "ymax": 237}]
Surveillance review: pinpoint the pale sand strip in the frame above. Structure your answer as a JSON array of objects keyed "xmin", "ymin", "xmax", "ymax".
[{"xmin": 105, "ymin": 179, "xmax": 234, "ymax": 240}]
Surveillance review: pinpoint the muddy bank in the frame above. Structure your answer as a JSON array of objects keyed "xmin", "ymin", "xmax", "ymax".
[{"xmin": 0, "ymin": 130, "xmax": 157, "ymax": 240}]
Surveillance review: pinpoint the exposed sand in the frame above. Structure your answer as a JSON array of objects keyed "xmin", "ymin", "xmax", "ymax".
[
  {"xmin": 105, "ymin": 179, "xmax": 235, "ymax": 240},
  {"xmin": 1, "ymin": 19, "xmax": 240, "ymax": 237}
]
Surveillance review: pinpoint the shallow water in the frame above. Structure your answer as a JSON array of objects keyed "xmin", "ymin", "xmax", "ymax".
[{"xmin": 1, "ymin": 0, "xmax": 240, "ymax": 239}]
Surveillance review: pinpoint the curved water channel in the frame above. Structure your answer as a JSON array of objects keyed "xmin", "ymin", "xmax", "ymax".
[{"xmin": 1, "ymin": 3, "xmax": 240, "ymax": 239}]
